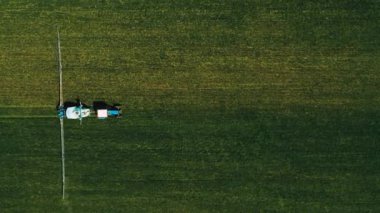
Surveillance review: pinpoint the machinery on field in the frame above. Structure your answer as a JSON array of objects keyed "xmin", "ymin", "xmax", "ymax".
[
  {"xmin": 56, "ymin": 28, "xmax": 122, "ymax": 122},
  {"xmin": 56, "ymin": 28, "xmax": 122, "ymax": 199},
  {"xmin": 56, "ymin": 28, "xmax": 67, "ymax": 200}
]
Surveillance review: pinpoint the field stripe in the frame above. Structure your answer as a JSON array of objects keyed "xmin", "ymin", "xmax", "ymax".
[
  {"xmin": 0, "ymin": 106, "xmax": 54, "ymax": 108},
  {"xmin": 0, "ymin": 115, "xmax": 56, "ymax": 119}
]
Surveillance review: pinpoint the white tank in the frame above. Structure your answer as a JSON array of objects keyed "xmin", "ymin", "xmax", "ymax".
[{"xmin": 66, "ymin": 107, "xmax": 91, "ymax": 119}]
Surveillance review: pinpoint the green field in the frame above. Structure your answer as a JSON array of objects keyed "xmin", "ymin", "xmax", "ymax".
[{"xmin": 1, "ymin": 0, "xmax": 380, "ymax": 212}]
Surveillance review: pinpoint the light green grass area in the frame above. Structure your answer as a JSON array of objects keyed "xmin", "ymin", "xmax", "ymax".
[{"xmin": 0, "ymin": 0, "xmax": 379, "ymax": 211}]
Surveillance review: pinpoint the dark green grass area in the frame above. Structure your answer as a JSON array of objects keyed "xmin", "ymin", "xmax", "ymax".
[
  {"xmin": 0, "ymin": 108, "xmax": 379, "ymax": 211},
  {"xmin": 1, "ymin": 0, "xmax": 380, "ymax": 211}
]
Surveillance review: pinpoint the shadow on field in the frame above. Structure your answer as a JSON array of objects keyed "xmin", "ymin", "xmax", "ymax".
[
  {"xmin": 55, "ymin": 99, "xmax": 90, "ymax": 110},
  {"xmin": 92, "ymin": 101, "xmax": 121, "ymax": 111}
]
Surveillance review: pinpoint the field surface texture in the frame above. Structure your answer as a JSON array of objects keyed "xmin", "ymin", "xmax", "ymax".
[{"xmin": 0, "ymin": 0, "xmax": 379, "ymax": 212}]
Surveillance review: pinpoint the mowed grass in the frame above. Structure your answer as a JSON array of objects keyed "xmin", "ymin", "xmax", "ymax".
[
  {"xmin": 0, "ymin": 0, "xmax": 380, "ymax": 211},
  {"xmin": 1, "ymin": 108, "xmax": 379, "ymax": 211}
]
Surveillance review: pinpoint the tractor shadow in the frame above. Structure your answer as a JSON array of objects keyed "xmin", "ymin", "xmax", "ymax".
[
  {"xmin": 56, "ymin": 99, "xmax": 90, "ymax": 110},
  {"xmin": 92, "ymin": 101, "xmax": 121, "ymax": 110}
]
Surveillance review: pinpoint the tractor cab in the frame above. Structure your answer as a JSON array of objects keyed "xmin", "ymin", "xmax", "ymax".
[{"xmin": 93, "ymin": 101, "xmax": 122, "ymax": 119}]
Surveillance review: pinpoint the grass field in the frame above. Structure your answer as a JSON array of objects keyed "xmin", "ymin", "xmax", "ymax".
[{"xmin": 0, "ymin": 0, "xmax": 380, "ymax": 212}]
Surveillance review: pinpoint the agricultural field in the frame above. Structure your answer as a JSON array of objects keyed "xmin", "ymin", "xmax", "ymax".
[{"xmin": 0, "ymin": 0, "xmax": 379, "ymax": 212}]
